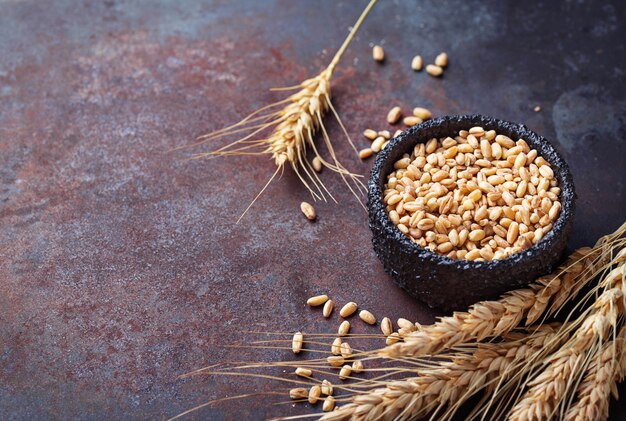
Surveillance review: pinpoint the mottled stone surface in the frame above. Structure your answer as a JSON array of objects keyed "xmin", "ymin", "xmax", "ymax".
[{"xmin": 0, "ymin": 0, "xmax": 624, "ymax": 419}]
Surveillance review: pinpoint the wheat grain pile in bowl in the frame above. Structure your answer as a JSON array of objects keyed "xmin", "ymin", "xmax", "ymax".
[{"xmin": 383, "ymin": 126, "xmax": 561, "ymax": 261}]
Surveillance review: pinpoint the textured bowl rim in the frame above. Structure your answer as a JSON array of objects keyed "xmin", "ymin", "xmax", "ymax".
[{"xmin": 368, "ymin": 114, "xmax": 576, "ymax": 270}]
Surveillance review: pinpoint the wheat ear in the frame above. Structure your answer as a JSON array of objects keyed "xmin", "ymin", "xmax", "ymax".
[
  {"xmin": 564, "ymin": 328, "xmax": 626, "ymax": 421},
  {"xmin": 185, "ymin": 0, "xmax": 378, "ymax": 221},
  {"xmin": 383, "ymin": 223, "xmax": 626, "ymax": 359},
  {"xmin": 507, "ymin": 263, "xmax": 626, "ymax": 421},
  {"xmin": 320, "ymin": 325, "xmax": 563, "ymax": 421}
]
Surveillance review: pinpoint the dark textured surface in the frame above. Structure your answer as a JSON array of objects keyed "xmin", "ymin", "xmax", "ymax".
[
  {"xmin": 368, "ymin": 115, "xmax": 576, "ymax": 310},
  {"xmin": 0, "ymin": 0, "xmax": 625, "ymax": 419}
]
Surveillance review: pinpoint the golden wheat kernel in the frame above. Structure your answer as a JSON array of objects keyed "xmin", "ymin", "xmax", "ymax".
[
  {"xmin": 338, "ymin": 320, "xmax": 350, "ymax": 336},
  {"xmin": 363, "ymin": 128, "xmax": 378, "ymax": 140},
  {"xmin": 295, "ymin": 367, "xmax": 313, "ymax": 378},
  {"xmin": 358, "ymin": 148, "xmax": 373, "ymax": 160},
  {"xmin": 507, "ymin": 221, "xmax": 520, "ymax": 244},
  {"xmin": 487, "ymin": 175, "xmax": 505, "ymax": 185},
  {"xmin": 290, "ymin": 387, "xmax": 308, "ymax": 400},
  {"xmin": 517, "ymin": 138, "xmax": 530, "ymax": 153},
  {"xmin": 381, "ymin": 317, "xmax": 393, "ymax": 336},
  {"xmin": 396, "ymin": 318, "xmax": 413, "ymax": 330},
  {"xmin": 387, "ymin": 194, "xmax": 401, "ymax": 206},
  {"xmin": 426, "ymin": 64, "xmax": 443, "ymax": 76},
  {"xmin": 359, "ymin": 310, "xmax": 376, "ymax": 325},
  {"xmin": 339, "ymin": 302, "xmax": 358, "ymax": 318},
  {"xmin": 443, "ymin": 146, "xmax": 458, "ymax": 159},
  {"xmin": 372, "ymin": 45, "xmax": 384, "ymax": 62},
  {"xmin": 539, "ymin": 165, "xmax": 554, "ymax": 179},
  {"xmin": 371, "ymin": 136, "xmax": 386, "ymax": 153},
  {"xmin": 535, "ymin": 156, "xmax": 548, "ymax": 167},
  {"xmin": 327, "ymin": 355, "xmax": 345, "ymax": 367},
  {"xmin": 331, "ymin": 337, "xmax": 342, "ymax": 355},
  {"xmin": 340, "ymin": 342, "xmax": 353, "ymax": 358},
  {"xmin": 465, "ymin": 249, "xmax": 482, "ymax": 260},
  {"xmin": 457, "ymin": 143, "xmax": 474, "ymax": 154},
  {"xmin": 541, "ymin": 197, "xmax": 552, "ymax": 213},
  {"xmin": 394, "ymin": 157, "xmax": 411, "ymax": 170},
  {"xmin": 435, "ymin": 52, "xmax": 448, "ymax": 67},
  {"xmin": 292, "ymin": 332, "xmax": 304, "ymax": 354},
  {"xmin": 398, "ymin": 326, "xmax": 413, "ymax": 337},
  {"xmin": 468, "ymin": 189, "xmax": 482, "ymax": 202},
  {"xmin": 437, "ymin": 242, "xmax": 453, "ymax": 253},
  {"xmin": 387, "ymin": 106, "xmax": 402, "ymax": 124},
  {"xmin": 308, "ymin": 385, "xmax": 321, "ymax": 404},
  {"xmin": 459, "ymin": 129, "xmax": 469, "ymax": 138},
  {"xmin": 300, "ymin": 202, "xmax": 316, "ymax": 221},
  {"xmin": 378, "ymin": 130, "xmax": 391, "ymax": 139},
  {"xmin": 475, "ymin": 208, "xmax": 489, "ymax": 223},
  {"xmin": 386, "ymin": 332, "xmax": 401, "ymax": 345},
  {"xmin": 339, "ymin": 364, "xmax": 352, "ymax": 380},
  {"xmin": 417, "ymin": 218, "xmax": 435, "ymax": 231},
  {"xmin": 323, "ymin": 396, "xmax": 335, "ymax": 412},
  {"xmin": 351, "ymin": 360, "xmax": 364, "ymax": 373},
  {"xmin": 462, "ymin": 199, "xmax": 474, "ymax": 210},
  {"xmin": 466, "ymin": 134, "xmax": 479, "ymax": 149},
  {"xmin": 526, "ymin": 149, "xmax": 538, "ymax": 163},
  {"xmin": 312, "ymin": 156, "xmax": 323, "ymax": 173},
  {"xmin": 411, "ymin": 55, "xmax": 424, "ymax": 71},
  {"xmin": 412, "ymin": 107, "xmax": 432, "ymax": 120},
  {"xmin": 403, "ymin": 116, "xmax": 422, "ymax": 127},
  {"xmin": 321, "ymin": 380, "xmax": 333, "ymax": 396},
  {"xmin": 469, "ymin": 229, "xmax": 486, "ymax": 242},
  {"xmin": 425, "ymin": 138, "xmax": 438, "ymax": 153},
  {"xmin": 489, "ymin": 207, "xmax": 502, "ymax": 221},
  {"xmin": 322, "ymin": 299, "xmax": 334, "ymax": 318},
  {"xmin": 469, "ymin": 126, "xmax": 485, "ymax": 137},
  {"xmin": 549, "ymin": 201, "xmax": 561, "ymax": 220},
  {"xmin": 479, "ymin": 139, "xmax": 491, "ymax": 160},
  {"xmin": 479, "ymin": 247, "xmax": 494, "ymax": 260},
  {"xmin": 307, "ymin": 294, "xmax": 328, "ymax": 306},
  {"xmin": 495, "ymin": 134, "xmax": 515, "ymax": 148},
  {"xmin": 393, "ymin": 129, "xmax": 403, "ymax": 138}
]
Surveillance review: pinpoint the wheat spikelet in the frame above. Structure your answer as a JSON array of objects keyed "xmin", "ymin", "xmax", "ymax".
[
  {"xmin": 564, "ymin": 328, "xmax": 626, "ymax": 421},
  {"xmin": 321, "ymin": 325, "xmax": 563, "ymax": 421},
  {"xmin": 508, "ymin": 263, "xmax": 625, "ymax": 421},
  {"xmin": 184, "ymin": 0, "xmax": 378, "ymax": 221},
  {"xmin": 383, "ymin": 223, "xmax": 626, "ymax": 359}
]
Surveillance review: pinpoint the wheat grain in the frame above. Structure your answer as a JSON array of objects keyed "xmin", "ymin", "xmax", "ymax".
[{"xmin": 411, "ymin": 55, "xmax": 423, "ymax": 71}]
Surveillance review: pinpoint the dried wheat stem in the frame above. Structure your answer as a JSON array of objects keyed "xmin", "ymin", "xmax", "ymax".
[{"xmin": 320, "ymin": 325, "xmax": 562, "ymax": 421}]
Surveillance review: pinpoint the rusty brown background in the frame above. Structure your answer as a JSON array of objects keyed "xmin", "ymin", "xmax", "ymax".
[{"xmin": 1, "ymin": 0, "xmax": 625, "ymax": 419}]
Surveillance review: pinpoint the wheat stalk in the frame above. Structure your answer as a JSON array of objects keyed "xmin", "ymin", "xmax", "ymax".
[
  {"xmin": 320, "ymin": 325, "xmax": 564, "ymax": 421},
  {"xmin": 183, "ymin": 0, "xmax": 378, "ymax": 221},
  {"xmin": 383, "ymin": 223, "xmax": 626, "ymax": 359}
]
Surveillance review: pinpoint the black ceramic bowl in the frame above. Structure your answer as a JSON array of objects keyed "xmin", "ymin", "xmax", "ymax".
[{"xmin": 368, "ymin": 115, "xmax": 576, "ymax": 311}]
